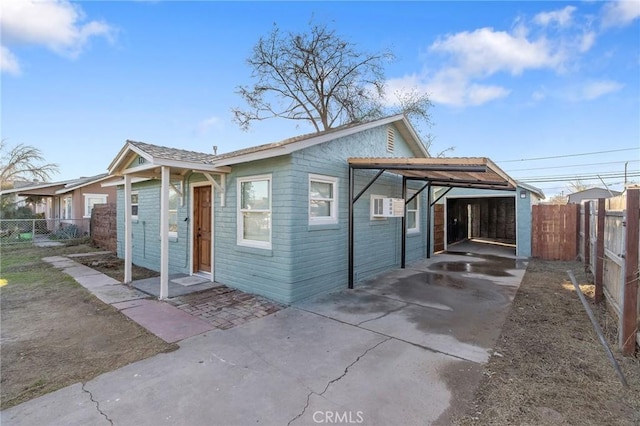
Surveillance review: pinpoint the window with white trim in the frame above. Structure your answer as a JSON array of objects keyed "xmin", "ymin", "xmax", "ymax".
[
  {"xmin": 62, "ymin": 195, "xmax": 73, "ymax": 220},
  {"xmin": 131, "ymin": 192, "xmax": 139, "ymax": 220},
  {"xmin": 238, "ymin": 175, "xmax": 271, "ymax": 249},
  {"xmin": 370, "ymin": 194, "xmax": 386, "ymax": 220},
  {"xmin": 168, "ymin": 183, "xmax": 181, "ymax": 238},
  {"xmin": 309, "ymin": 174, "xmax": 338, "ymax": 225},
  {"xmin": 83, "ymin": 194, "xmax": 108, "ymax": 218},
  {"xmin": 406, "ymin": 190, "xmax": 419, "ymax": 233}
]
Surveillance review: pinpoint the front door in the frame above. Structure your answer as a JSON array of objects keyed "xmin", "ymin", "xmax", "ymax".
[{"xmin": 193, "ymin": 186, "xmax": 212, "ymax": 273}]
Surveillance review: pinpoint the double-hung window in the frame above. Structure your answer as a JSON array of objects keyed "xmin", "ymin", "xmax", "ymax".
[
  {"xmin": 62, "ymin": 195, "xmax": 73, "ymax": 220},
  {"xmin": 168, "ymin": 183, "xmax": 181, "ymax": 238},
  {"xmin": 84, "ymin": 194, "xmax": 108, "ymax": 218},
  {"xmin": 131, "ymin": 192, "xmax": 139, "ymax": 220},
  {"xmin": 238, "ymin": 175, "xmax": 271, "ymax": 249},
  {"xmin": 406, "ymin": 190, "xmax": 419, "ymax": 233},
  {"xmin": 309, "ymin": 174, "xmax": 338, "ymax": 225}
]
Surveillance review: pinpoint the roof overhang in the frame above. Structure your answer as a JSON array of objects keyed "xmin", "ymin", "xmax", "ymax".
[
  {"xmin": 348, "ymin": 157, "xmax": 517, "ymax": 191},
  {"xmin": 108, "ymin": 142, "xmax": 231, "ymax": 178}
]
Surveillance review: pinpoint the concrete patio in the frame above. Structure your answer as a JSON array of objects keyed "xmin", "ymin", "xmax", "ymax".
[{"xmin": 4, "ymin": 244, "xmax": 526, "ymax": 425}]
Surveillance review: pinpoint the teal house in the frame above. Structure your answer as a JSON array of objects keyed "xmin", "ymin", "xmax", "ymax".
[{"xmin": 107, "ymin": 115, "xmax": 521, "ymax": 303}]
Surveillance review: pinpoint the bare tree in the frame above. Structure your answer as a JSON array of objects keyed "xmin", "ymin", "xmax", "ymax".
[
  {"xmin": 233, "ymin": 21, "xmax": 394, "ymax": 132},
  {"xmin": 568, "ymin": 180, "xmax": 589, "ymax": 193},
  {"xmin": 0, "ymin": 140, "xmax": 59, "ymax": 185}
]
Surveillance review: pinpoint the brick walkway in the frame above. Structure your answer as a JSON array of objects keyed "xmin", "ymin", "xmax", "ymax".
[{"xmin": 167, "ymin": 286, "xmax": 284, "ymax": 330}]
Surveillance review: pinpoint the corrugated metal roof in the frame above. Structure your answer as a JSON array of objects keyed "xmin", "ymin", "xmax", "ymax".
[{"xmin": 348, "ymin": 157, "xmax": 518, "ymax": 190}]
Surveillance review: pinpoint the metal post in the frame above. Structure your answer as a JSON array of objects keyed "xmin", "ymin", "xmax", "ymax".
[
  {"xmin": 426, "ymin": 182, "xmax": 432, "ymax": 259},
  {"xmin": 348, "ymin": 166, "xmax": 355, "ymax": 289},
  {"xmin": 401, "ymin": 177, "xmax": 407, "ymax": 269}
]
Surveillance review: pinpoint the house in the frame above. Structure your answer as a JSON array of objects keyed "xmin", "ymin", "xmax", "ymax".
[
  {"xmin": 0, "ymin": 173, "xmax": 117, "ymax": 235},
  {"xmin": 107, "ymin": 115, "xmax": 520, "ymax": 303},
  {"xmin": 567, "ymin": 187, "xmax": 622, "ymax": 204},
  {"xmin": 432, "ymin": 182, "xmax": 544, "ymax": 257}
]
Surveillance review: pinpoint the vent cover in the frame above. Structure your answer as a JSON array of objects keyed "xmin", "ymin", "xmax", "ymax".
[{"xmin": 386, "ymin": 127, "xmax": 395, "ymax": 152}]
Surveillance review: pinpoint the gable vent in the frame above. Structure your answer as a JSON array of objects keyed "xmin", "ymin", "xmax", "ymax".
[{"xmin": 386, "ymin": 127, "xmax": 395, "ymax": 152}]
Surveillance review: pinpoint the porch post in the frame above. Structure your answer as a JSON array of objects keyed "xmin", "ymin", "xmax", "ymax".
[
  {"xmin": 160, "ymin": 166, "xmax": 170, "ymax": 299},
  {"xmin": 124, "ymin": 175, "xmax": 132, "ymax": 283}
]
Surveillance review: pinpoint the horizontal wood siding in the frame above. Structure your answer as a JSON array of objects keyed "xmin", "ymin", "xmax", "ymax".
[{"xmin": 289, "ymin": 124, "xmax": 427, "ymax": 302}]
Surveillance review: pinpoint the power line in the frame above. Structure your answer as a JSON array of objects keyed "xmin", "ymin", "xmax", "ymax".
[
  {"xmin": 519, "ymin": 172, "xmax": 640, "ymax": 183},
  {"xmin": 504, "ymin": 159, "xmax": 640, "ymax": 172},
  {"xmin": 496, "ymin": 147, "xmax": 638, "ymax": 163}
]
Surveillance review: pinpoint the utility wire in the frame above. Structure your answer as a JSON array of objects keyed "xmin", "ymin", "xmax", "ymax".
[
  {"xmin": 504, "ymin": 159, "xmax": 640, "ymax": 172},
  {"xmin": 497, "ymin": 147, "xmax": 638, "ymax": 163}
]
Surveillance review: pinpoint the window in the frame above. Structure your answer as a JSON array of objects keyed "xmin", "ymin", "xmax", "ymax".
[
  {"xmin": 238, "ymin": 175, "xmax": 271, "ymax": 249},
  {"xmin": 168, "ymin": 183, "xmax": 181, "ymax": 238},
  {"xmin": 62, "ymin": 196, "xmax": 73, "ymax": 220},
  {"xmin": 309, "ymin": 174, "xmax": 338, "ymax": 225},
  {"xmin": 83, "ymin": 194, "xmax": 108, "ymax": 218},
  {"xmin": 131, "ymin": 192, "xmax": 139, "ymax": 220},
  {"xmin": 370, "ymin": 194, "xmax": 386, "ymax": 220},
  {"xmin": 406, "ymin": 191, "xmax": 419, "ymax": 233}
]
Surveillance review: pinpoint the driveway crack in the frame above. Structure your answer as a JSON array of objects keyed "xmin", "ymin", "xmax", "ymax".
[
  {"xmin": 82, "ymin": 383, "xmax": 113, "ymax": 425},
  {"xmin": 287, "ymin": 337, "xmax": 391, "ymax": 426},
  {"xmin": 356, "ymin": 304, "xmax": 407, "ymax": 326}
]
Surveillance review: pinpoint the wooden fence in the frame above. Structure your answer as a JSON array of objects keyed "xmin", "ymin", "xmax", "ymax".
[
  {"xmin": 531, "ymin": 204, "xmax": 580, "ymax": 261},
  {"xmin": 576, "ymin": 190, "xmax": 639, "ymax": 355}
]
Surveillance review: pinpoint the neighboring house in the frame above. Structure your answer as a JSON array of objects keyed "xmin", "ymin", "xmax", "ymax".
[
  {"xmin": 432, "ymin": 182, "xmax": 544, "ymax": 257},
  {"xmin": 107, "ymin": 115, "xmax": 520, "ymax": 303},
  {"xmin": 567, "ymin": 187, "xmax": 622, "ymax": 204},
  {"xmin": 0, "ymin": 174, "xmax": 118, "ymax": 234}
]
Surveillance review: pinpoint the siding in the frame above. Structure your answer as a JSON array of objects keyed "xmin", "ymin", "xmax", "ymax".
[{"xmin": 117, "ymin": 122, "xmax": 429, "ymax": 303}]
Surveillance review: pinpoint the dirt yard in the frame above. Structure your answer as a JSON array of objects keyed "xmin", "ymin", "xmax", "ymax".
[
  {"xmin": 0, "ymin": 245, "xmax": 175, "ymax": 410},
  {"xmin": 73, "ymin": 251, "xmax": 159, "ymax": 282},
  {"xmin": 454, "ymin": 259, "xmax": 640, "ymax": 425}
]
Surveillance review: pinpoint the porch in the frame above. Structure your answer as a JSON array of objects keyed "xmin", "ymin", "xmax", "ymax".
[{"xmin": 131, "ymin": 274, "xmax": 219, "ymax": 298}]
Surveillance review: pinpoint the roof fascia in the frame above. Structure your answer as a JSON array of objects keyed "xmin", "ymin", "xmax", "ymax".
[{"xmin": 213, "ymin": 115, "xmax": 412, "ymax": 167}]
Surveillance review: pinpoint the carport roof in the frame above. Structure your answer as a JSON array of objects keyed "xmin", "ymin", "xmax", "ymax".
[{"xmin": 348, "ymin": 157, "xmax": 517, "ymax": 191}]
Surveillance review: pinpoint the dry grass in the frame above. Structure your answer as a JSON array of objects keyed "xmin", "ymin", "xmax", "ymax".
[
  {"xmin": 0, "ymin": 244, "xmax": 176, "ymax": 409},
  {"xmin": 455, "ymin": 259, "xmax": 640, "ymax": 425}
]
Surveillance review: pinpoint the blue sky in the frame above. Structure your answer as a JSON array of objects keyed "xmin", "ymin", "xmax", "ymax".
[{"xmin": 1, "ymin": 0, "xmax": 639, "ymax": 198}]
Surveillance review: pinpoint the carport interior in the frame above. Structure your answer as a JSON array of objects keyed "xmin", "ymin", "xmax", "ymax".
[
  {"xmin": 347, "ymin": 157, "xmax": 518, "ymax": 288},
  {"xmin": 446, "ymin": 197, "xmax": 516, "ymax": 245}
]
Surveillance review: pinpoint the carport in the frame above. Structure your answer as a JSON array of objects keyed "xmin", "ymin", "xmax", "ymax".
[{"xmin": 347, "ymin": 157, "xmax": 518, "ymax": 288}]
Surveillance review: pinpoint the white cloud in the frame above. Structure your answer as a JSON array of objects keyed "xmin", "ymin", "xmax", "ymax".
[
  {"xmin": 197, "ymin": 116, "xmax": 223, "ymax": 135},
  {"xmin": 0, "ymin": 0, "xmax": 114, "ymax": 74},
  {"xmin": 430, "ymin": 27, "xmax": 565, "ymax": 77},
  {"xmin": 0, "ymin": 46, "xmax": 21, "ymax": 75},
  {"xmin": 534, "ymin": 6, "xmax": 577, "ymax": 27},
  {"xmin": 601, "ymin": 0, "xmax": 640, "ymax": 28},
  {"xmin": 580, "ymin": 80, "xmax": 624, "ymax": 100}
]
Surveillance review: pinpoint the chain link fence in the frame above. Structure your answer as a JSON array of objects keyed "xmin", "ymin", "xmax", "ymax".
[{"xmin": 0, "ymin": 218, "xmax": 91, "ymax": 247}]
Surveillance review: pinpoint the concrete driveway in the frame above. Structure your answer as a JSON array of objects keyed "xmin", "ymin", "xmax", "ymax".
[{"xmin": 1, "ymin": 248, "xmax": 526, "ymax": 426}]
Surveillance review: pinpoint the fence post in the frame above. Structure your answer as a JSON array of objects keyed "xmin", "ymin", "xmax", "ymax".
[
  {"xmin": 31, "ymin": 219, "xmax": 36, "ymax": 247},
  {"xmin": 584, "ymin": 201, "xmax": 591, "ymax": 267},
  {"xmin": 595, "ymin": 198, "xmax": 605, "ymax": 303},
  {"xmin": 622, "ymin": 189, "xmax": 639, "ymax": 355}
]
